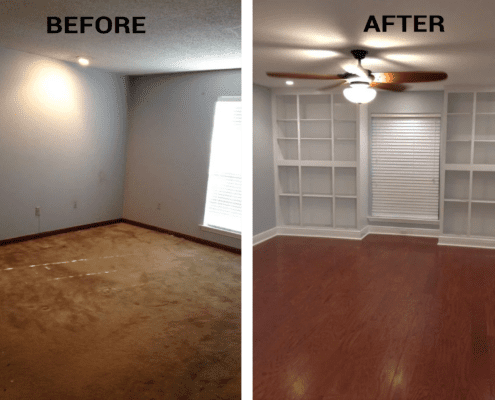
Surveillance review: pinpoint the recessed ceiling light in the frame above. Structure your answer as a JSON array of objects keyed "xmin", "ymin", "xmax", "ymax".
[
  {"xmin": 286, "ymin": 81, "xmax": 294, "ymax": 86},
  {"xmin": 77, "ymin": 57, "xmax": 90, "ymax": 66}
]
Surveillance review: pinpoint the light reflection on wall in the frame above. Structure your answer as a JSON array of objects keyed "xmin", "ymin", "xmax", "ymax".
[
  {"xmin": 14, "ymin": 60, "xmax": 84, "ymax": 146},
  {"xmin": 24, "ymin": 61, "xmax": 81, "ymax": 117},
  {"xmin": 39, "ymin": 72, "xmax": 71, "ymax": 104}
]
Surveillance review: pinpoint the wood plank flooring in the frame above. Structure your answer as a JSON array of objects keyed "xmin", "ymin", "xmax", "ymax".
[{"xmin": 254, "ymin": 235, "xmax": 495, "ymax": 400}]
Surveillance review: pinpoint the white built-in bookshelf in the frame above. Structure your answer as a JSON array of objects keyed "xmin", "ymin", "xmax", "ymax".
[
  {"xmin": 273, "ymin": 93, "xmax": 359, "ymax": 230},
  {"xmin": 265, "ymin": 87, "xmax": 495, "ymax": 248},
  {"xmin": 442, "ymin": 91, "xmax": 495, "ymax": 239}
]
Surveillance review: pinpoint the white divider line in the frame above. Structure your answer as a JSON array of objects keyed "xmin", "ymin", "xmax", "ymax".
[
  {"xmin": 47, "ymin": 270, "xmax": 117, "ymax": 282},
  {"xmin": 2, "ymin": 254, "xmax": 138, "ymax": 272}
]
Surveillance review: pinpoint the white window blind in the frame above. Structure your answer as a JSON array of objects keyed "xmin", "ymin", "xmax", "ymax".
[
  {"xmin": 203, "ymin": 96, "xmax": 242, "ymax": 234},
  {"xmin": 371, "ymin": 116, "xmax": 441, "ymax": 221}
]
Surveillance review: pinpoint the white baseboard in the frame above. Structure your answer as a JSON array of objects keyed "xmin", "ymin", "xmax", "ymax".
[
  {"xmin": 360, "ymin": 225, "xmax": 370, "ymax": 239},
  {"xmin": 277, "ymin": 226, "xmax": 365, "ymax": 240},
  {"xmin": 254, "ymin": 225, "xmax": 495, "ymax": 250},
  {"xmin": 253, "ymin": 227, "xmax": 278, "ymax": 246},
  {"xmin": 438, "ymin": 235, "xmax": 495, "ymax": 249},
  {"xmin": 367, "ymin": 226, "xmax": 440, "ymax": 238}
]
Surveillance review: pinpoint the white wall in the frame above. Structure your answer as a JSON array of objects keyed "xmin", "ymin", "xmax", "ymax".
[
  {"xmin": 123, "ymin": 69, "xmax": 241, "ymax": 249},
  {"xmin": 368, "ymin": 91, "xmax": 444, "ymax": 115},
  {"xmin": 253, "ymin": 85, "xmax": 276, "ymax": 236},
  {"xmin": 0, "ymin": 47, "xmax": 128, "ymax": 241}
]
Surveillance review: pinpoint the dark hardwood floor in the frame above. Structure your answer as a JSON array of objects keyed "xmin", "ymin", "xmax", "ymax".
[{"xmin": 254, "ymin": 234, "xmax": 495, "ymax": 400}]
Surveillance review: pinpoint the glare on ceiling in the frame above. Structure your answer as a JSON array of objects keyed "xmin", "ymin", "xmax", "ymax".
[
  {"xmin": 361, "ymin": 57, "xmax": 382, "ymax": 66},
  {"xmin": 363, "ymin": 39, "xmax": 408, "ymax": 49},
  {"xmin": 78, "ymin": 57, "xmax": 90, "ymax": 66},
  {"xmin": 385, "ymin": 54, "xmax": 423, "ymax": 63},
  {"xmin": 284, "ymin": 29, "xmax": 347, "ymax": 47},
  {"xmin": 303, "ymin": 50, "xmax": 338, "ymax": 59}
]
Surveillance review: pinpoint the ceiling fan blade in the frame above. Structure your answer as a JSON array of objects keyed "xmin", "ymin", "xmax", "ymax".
[
  {"xmin": 266, "ymin": 72, "xmax": 346, "ymax": 80},
  {"xmin": 318, "ymin": 80, "xmax": 348, "ymax": 91},
  {"xmin": 370, "ymin": 82, "xmax": 408, "ymax": 92},
  {"xmin": 373, "ymin": 71, "xmax": 448, "ymax": 84}
]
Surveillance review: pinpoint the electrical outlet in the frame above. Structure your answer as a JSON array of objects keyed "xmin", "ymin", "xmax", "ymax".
[
  {"xmin": 35, "ymin": 207, "xmax": 40, "ymax": 216},
  {"xmin": 157, "ymin": 203, "xmax": 161, "ymax": 210}
]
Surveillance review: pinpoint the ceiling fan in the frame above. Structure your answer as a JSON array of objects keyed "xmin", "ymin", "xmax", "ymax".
[{"xmin": 266, "ymin": 49, "xmax": 448, "ymax": 103}]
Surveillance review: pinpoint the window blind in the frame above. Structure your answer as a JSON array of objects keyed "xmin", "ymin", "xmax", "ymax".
[
  {"xmin": 371, "ymin": 116, "xmax": 441, "ymax": 221},
  {"xmin": 203, "ymin": 97, "xmax": 242, "ymax": 234}
]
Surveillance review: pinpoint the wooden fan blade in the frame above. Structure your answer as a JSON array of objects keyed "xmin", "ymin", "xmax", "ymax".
[
  {"xmin": 370, "ymin": 82, "xmax": 408, "ymax": 92},
  {"xmin": 373, "ymin": 71, "xmax": 448, "ymax": 84},
  {"xmin": 267, "ymin": 72, "xmax": 345, "ymax": 80},
  {"xmin": 319, "ymin": 80, "xmax": 348, "ymax": 91}
]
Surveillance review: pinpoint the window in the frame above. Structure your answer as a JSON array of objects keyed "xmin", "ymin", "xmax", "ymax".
[
  {"xmin": 202, "ymin": 96, "xmax": 242, "ymax": 237},
  {"xmin": 370, "ymin": 115, "xmax": 441, "ymax": 222}
]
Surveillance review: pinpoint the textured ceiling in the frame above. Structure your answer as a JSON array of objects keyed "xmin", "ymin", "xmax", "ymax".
[
  {"xmin": 254, "ymin": 0, "xmax": 495, "ymax": 90},
  {"xmin": 0, "ymin": 0, "xmax": 241, "ymax": 74}
]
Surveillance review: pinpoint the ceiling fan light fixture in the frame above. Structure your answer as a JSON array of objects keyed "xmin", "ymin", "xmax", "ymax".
[{"xmin": 343, "ymin": 82, "xmax": 376, "ymax": 104}]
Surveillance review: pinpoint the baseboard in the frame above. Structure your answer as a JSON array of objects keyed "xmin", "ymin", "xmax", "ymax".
[
  {"xmin": 360, "ymin": 225, "xmax": 370, "ymax": 239},
  {"xmin": 122, "ymin": 219, "xmax": 241, "ymax": 255},
  {"xmin": 0, "ymin": 219, "xmax": 124, "ymax": 247},
  {"xmin": 259, "ymin": 225, "xmax": 495, "ymax": 251},
  {"xmin": 7, "ymin": 220, "xmax": 490, "ymax": 252},
  {"xmin": 277, "ymin": 226, "xmax": 364, "ymax": 240},
  {"xmin": 438, "ymin": 235, "xmax": 495, "ymax": 250},
  {"xmin": 259, "ymin": 226, "xmax": 369, "ymax": 242},
  {"xmin": 253, "ymin": 227, "xmax": 278, "ymax": 246},
  {"xmin": 0, "ymin": 219, "xmax": 241, "ymax": 255},
  {"xmin": 367, "ymin": 226, "xmax": 440, "ymax": 238},
  {"xmin": 259, "ymin": 225, "xmax": 444, "ymax": 244}
]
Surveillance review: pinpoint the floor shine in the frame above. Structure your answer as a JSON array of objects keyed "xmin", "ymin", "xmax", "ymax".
[
  {"xmin": 254, "ymin": 235, "xmax": 495, "ymax": 400},
  {"xmin": 0, "ymin": 223, "xmax": 241, "ymax": 399}
]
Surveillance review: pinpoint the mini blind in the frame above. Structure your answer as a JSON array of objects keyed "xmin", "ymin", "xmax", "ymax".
[
  {"xmin": 203, "ymin": 96, "xmax": 242, "ymax": 234},
  {"xmin": 371, "ymin": 116, "xmax": 441, "ymax": 221}
]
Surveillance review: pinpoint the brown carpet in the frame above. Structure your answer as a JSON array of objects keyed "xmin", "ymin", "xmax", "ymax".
[{"xmin": 0, "ymin": 223, "xmax": 241, "ymax": 399}]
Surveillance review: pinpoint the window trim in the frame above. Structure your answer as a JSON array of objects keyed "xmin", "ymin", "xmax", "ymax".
[{"xmin": 199, "ymin": 224, "xmax": 241, "ymax": 239}]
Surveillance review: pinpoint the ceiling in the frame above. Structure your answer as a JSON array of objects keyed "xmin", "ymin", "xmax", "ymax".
[
  {"xmin": 254, "ymin": 0, "xmax": 495, "ymax": 91},
  {"xmin": 0, "ymin": 0, "xmax": 241, "ymax": 75}
]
